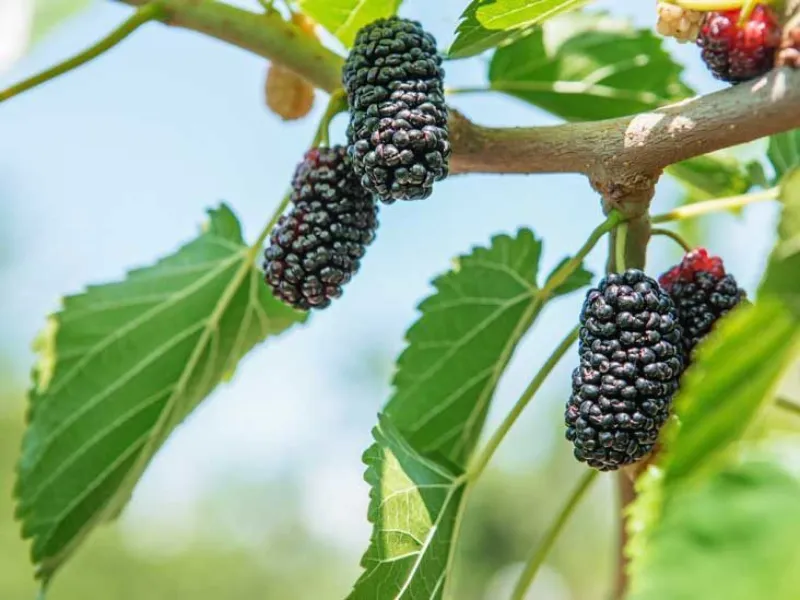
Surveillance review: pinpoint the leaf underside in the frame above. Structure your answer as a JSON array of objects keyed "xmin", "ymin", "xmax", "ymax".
[
  {"xmin": 298, "ymin": 0, "xmax": 402, "ymax": 47},
  {"xmin": 488, "ymin": 12, "xmax": 693, "ymax": 121}
]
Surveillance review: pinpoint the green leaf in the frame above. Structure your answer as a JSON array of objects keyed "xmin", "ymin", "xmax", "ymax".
[
  {"xmin": 544, "ymin": 258, "xmax": 593, "ymax": 297},
  {"xmin": 627, "ymin": 169, "xmax": 800, "ymax": 577},
  {"xmin": 659, "ymin": 301, "xmax": 799, "ymax": 488},
  {"xmin": 487, "ymin": 12, "xmax": 693, "ymax": 121},
  {"xmin": 350, "ymin": 229, "xmax": 591, "ymax": 598},
  {"xmin": 298, "ymin": 0, "xmax": 402, "ymax": 48},
  {"xmin": 666, "ymin": 153, "xmax": 755, "ymax": 204},
  {"xmin": 350, "ymin": 417, "xmax": 466, "ymax": 600},
  {"xmin": 760, "ymin": 169, "xmax": 800, "ymax": 318},
  {"xmin": 448, "ymin": 0, "xmax": 591, "ymax": 59},
  {"xmin": 768, "ymin": 129, "xmax": 800, "ymax": 182},
  {"xmin": 628, "ymin": 459, "xmax": 800, "ymax": 600},
  {"xmin": 16, "ymin": 205, "xmax": 305, "ymax": 581},
  {"xmin": 382, "ymin": 229, "xmax": 582, "ymax": 467}
]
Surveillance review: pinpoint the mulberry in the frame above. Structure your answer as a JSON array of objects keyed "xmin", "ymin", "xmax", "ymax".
[
  {"xmin": 565, "ymin": 270, "xmax": 684, "ymax": 471},
  {"xmin": 659, "ymin": 248, "xmax": 746, "ymax": 362},
  {"xmin": 263, "ymin": 146, "xmax": 378, "ymax": 310},
  {"xmin": 343, "ymin": 17, "xmax": 450, "ymax": 203},
  {"xmin": 697, "ymin": 4, "xmax": 782, "ymax": 83},
  {"xmin": 264, "ymin": 13, "xmax": 317, "ymax": 121},
  {"xmin": 656, "ymin": 2, "xmax": 704, "ymax": 43}
]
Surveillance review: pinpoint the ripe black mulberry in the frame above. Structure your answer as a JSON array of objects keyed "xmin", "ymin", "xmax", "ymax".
[
  {"xmin": 263, "ymin": 146, "xmax": 378, "ymax": 310},
  {"xmin": 659, "ymin": 248, "xmax": 746, "ymax": 362},
  {"xmin": 697, "ymin": 4, "xmax": 782, "ymax": 83},
  {"xmin": 565, "ymin": 270, "xmax": 684, "ymax": 471},
  {"xmin": 343, "ymin": 17, "xmax": 450, "ymax": 202}
]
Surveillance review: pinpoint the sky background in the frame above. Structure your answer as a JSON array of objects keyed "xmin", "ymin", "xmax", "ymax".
[{"xmin": 0, "ymin": 0, "xmax": 783, "ymax": 585}]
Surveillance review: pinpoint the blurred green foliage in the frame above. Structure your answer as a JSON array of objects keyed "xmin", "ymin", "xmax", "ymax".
[{"xmin": 0, "ymin": 384, "xmax": 615, "ymax": 600}]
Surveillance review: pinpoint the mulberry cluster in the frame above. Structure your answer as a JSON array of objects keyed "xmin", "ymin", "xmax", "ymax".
[
  {"xmin": 565, "ymin": 270, "xmax": 684, "ymax": 471},
  {"xmin": 656, "ymin": 1, "xmax": 704, "ymax": 43},
  {"xmin": 263, "ymin": 146, "xmax": 378, "ymax": 310},
  {"xmin": 659, "ymin": 248, "xmax": 746, "ymax": 362},
  {"xmin": 697, "ymin": 4, "xmax": 782, "ymax": 83},
  {"xmin": 342, "ymin": 17, "xmax": 450, "ymax": 203}
]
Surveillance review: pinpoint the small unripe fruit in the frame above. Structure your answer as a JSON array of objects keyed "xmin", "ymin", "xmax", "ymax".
[{"xmin": 656, "ymin": 2, "xmax": 704, "ymax": 43}]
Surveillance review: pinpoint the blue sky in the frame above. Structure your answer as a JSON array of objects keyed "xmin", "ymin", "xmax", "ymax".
[{"xmin": 0, "ymin": 0, "xmax": 782, "ymax": 558}]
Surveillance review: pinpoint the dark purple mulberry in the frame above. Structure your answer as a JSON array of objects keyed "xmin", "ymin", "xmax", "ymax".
[
  {"xmin": 659, "ymin": 248, "xmax": 746, "ymax": 362},
  {"xmin": 263, "ymin": 146, "xmax": 378, "ymax": 310},
  {"xmin": 343, "ymin": 17, "xmax": 450, "ymax": 203},
  {"xmin": 565, "ymin": 270, "xmax": 684, "ymax": 471}
]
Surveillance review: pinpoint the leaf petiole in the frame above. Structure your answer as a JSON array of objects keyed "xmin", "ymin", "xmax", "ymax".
[
  {"xmin": 651, "ymin": 187, "xmax": 779, "ymax": 224},
  {"xmin": 669, "ymin": 0, "xmax": 746, "ymax": 11},
  {"xmin": 651, "ymin": 227, "xmax": 693, "ymax": 253}
]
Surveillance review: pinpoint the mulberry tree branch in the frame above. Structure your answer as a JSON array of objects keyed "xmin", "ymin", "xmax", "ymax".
[
  {"xmin": 5, "ymin": 0, "xmax": 799, "ymax": 194},
  {"xmin": 112, "ymin": 0, "xmax": 800, "ymax": 182}
]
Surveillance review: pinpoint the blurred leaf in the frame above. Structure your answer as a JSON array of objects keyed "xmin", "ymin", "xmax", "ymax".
[
  {"xmin": 16, "ymin": 205, "xmax": 305, "ymax": 582},
  {"xmin": 628, "ymin": 459, "xmax": 800, "ymax": 600},
  {"xmin": 0, "ymin": 0, "xmax": 34, "ymax": 72},
  {"xmin": 298, "ymin": 0, "xmax": 402, "ymax": 48},
  {"xmin": 629, "ymin": 168, "xmax": 800, "ymax": 576},
  {"xmin": 449, "ymin": 0, "xmax": 591, "ymax": 59},
  {"xmin": 760, "ymin": 169, "xmax": 800, "ymax": 318},
  {"xmin": 1, "ymin": 0, "xmax": 94, "ymax": 73},
  {"xmin": 544, "ymin": 258, "xmax": 593, "ymax": 297},
  {"xmin": 768, "ymin": 129, "xmax": 800, "ymax": 182},
  {"xmin": 658, "ymin": 301, "xmax": 799, "ymax": 488},
  {"xmin": 32, "ymin": 0, "xmax": 93, "ymax": 43},
  {"xmin": 350, "ymin": 417, "xmax": 466, "ymax": 600},
  {"xmin": 487, "ymin": 12, "xmax": 692, "ymax": 121},
  {"xmin": 350, "ymin": 229, "xmax": 591, "ymax": 597},
  {"xmin": 666, "ymin": 153, "xmax": 755, "ymax": 204}
]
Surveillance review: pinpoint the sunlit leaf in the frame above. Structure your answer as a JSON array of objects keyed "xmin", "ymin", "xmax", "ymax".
[
  {"xmin": 350, "ymin": 417, "xmax": 466, "ymax": 600},
  {"xmin": 298, "ymin": 0, "xmax": 402, "ymax": 48},
  {"xmin": 16, "ymin": 205, "xmax": 304, "ymax": 581},
  {"xmin": 449, "ymin": 0, "xmax": 591, "ymax": 59},
  {"xmin": 487, "ymin": 12, "xmax": 692, "ymax": 121},
  {"xmin": 658, "ymin": 301, "xmax": 799, "ymax": 488},
  {"xmin": 629, "ymin": 459, "xmax": 800, "ymax": 600}
]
